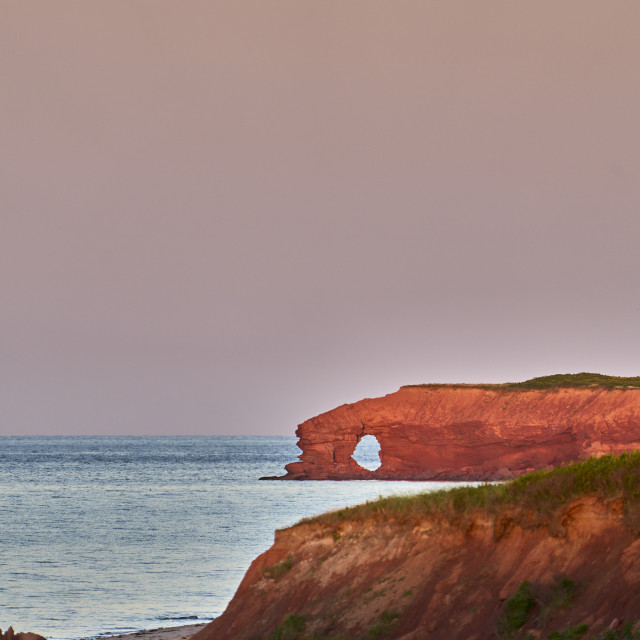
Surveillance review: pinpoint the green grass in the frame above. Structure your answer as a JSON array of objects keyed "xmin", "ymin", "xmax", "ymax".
[
  {"xmin": 507, "ymin": 373, "xmax": 640, "ymax": 390},
  {"xmin": 403, "ymin": 372, "xmax": 640, "ymax": 391},
  {"xmin": 300, "ymin": 452, "xmax": 640, "ymax": 528}
]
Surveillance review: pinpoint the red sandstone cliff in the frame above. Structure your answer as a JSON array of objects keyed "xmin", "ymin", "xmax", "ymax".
[
  {"xmin": 277, "ymin": 386, "xmax": 640, "ymax": 481},
  {"xmin": 189, "ymin": 492, "xmax": 640, "ymax": 640}
]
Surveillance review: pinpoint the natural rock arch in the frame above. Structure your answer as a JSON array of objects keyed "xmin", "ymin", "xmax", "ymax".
[
  {"xmin": 351, "ymin": 434, "xmax": 381, "ymax": 471},
  {"xmin": 280, "ymin": 384, "xmax": 640, "ymax": 480}
]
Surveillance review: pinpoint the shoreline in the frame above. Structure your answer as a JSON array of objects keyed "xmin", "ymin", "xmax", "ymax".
[{"xmin": 83, "ymin": 623, "xmax": 207, "ymax": 640}]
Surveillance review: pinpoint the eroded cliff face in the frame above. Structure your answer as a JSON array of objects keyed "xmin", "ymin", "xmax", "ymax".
[
  {"xmin": 190, "ymin": 496, "xmax": 640, "ymax": 640},
  {"xmin": 278, "ymin": 386, "xmax": 640, "ymax": 480}
]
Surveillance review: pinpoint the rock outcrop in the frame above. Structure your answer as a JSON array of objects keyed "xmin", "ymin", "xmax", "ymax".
[
  {"xmin": 0, "ymin": 629, "xmax": 46, "ymax": 640},
  {"xmin": 190, "ymin": 458, "xmax": 640, "ymax": 639},
  {"xmin": 276, "ymin": 383, "xmax": 640, "ymax": 481}
]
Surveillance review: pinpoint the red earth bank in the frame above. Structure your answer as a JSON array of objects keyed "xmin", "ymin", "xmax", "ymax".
[{"xmin": 191, "ymin": 496, "xmax": 640, "ymax": 640}]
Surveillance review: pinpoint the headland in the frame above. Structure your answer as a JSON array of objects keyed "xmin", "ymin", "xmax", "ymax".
[{"xmin": 273, "ymin": 373, "xmax": 640, "ymax": 481}]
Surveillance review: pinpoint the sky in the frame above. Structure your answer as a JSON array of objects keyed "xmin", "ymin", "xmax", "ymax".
[{"xmin": 1, "ymin": 1, "xmax": 639, "ymax": 436}]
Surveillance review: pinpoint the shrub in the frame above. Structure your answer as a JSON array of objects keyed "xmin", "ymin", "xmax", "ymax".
[
  {"xmin": 548, "ymin": 623, "xmax": 589, "ymax": 639},
  {"xmin": 597, "ymin": 621, "xmax": 640, "ymax": 639},
  {"xmin": 367, "ymin": 611, "xmax": 400, "ymax": 637},
  {"xmin": 264, "ymin": 556, "xmax": 293, "ymax": 581},
  {"xmin": 551, "ymin": 577, "xmax": 576, "ymax": 608},
  {"xmin": 498, "ymin": 581, "xmax": 537, "ymax": 638},
  {"xmin": 267, "ymin": 614, "xmax": 306, "ymax": 640}
]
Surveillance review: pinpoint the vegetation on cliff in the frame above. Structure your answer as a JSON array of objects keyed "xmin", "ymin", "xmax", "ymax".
[
  {"xmin": 403, "ymin": 372, "xmax": 640, "ymax": 391},
  {"xmin": 302, "ymin": 452, "xmax": 640, "ymax": 528},
  {"xmin": 496, "ymin": 577, "xmax": 638, "ymax": 640},
  {"xmin": 286, "ymin": 454, "xmax": 640, "ymax": 639},
  {"xmin": 198, "ymin": 454, "xmax": 640, "ymax": 640}
]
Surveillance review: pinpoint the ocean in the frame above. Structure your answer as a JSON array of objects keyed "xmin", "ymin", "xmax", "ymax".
[{"xmin": 0, "ymin": 437, "xmax": 466, "ymax": 639}]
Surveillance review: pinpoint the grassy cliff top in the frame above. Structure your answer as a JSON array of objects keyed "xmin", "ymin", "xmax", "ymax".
[
  {"xmin": 301, "ymin": 452, "xmax": 640, "ymax": 527},
  {"xmin": 402, "ymin": 372, "xmax": 640, "ymax": 391}
]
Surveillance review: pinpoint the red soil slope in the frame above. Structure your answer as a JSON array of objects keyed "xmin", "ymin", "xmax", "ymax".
[
  {"xmin": 277, "ymin": 386, "xmax": 640, "ymax": 480},
  {"xmin": 190, "ymin": 496, "xmax": 640, "ymax": 640}
]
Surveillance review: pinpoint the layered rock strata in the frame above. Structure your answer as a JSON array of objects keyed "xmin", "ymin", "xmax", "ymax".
[{"xmin": 276, "ymin": 386, "xmax": 640, "ymax": 480}]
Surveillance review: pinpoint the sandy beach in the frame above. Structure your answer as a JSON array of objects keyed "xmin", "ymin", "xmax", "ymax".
[{"xmin": 90, "ymin": 624, "xmax": 207, "ymax": 640}]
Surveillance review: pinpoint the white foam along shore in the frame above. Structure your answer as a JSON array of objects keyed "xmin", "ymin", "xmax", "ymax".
[{"xmin": 85, "ymin": 624, "xmax": 207, "ymax": 640}]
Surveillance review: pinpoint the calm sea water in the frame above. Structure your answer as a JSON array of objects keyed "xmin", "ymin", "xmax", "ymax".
[{"xmin": 0, "ymin": 437, "xmax": 466, "ymax": 639}]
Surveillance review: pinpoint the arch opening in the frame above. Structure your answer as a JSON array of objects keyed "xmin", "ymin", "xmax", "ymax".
[{"xmin": 352, "ymin": 434, "xmax": 382, "ymax": 471}]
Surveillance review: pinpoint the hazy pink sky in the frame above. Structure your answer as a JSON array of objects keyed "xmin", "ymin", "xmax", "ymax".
[{"xmin": 2, "ymin": 2, "xmax": 639, "ymax": 435}]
